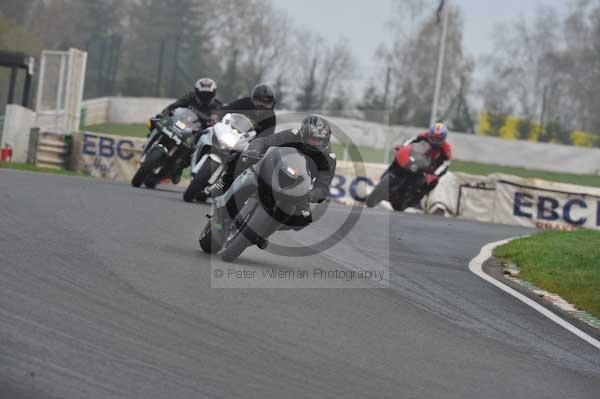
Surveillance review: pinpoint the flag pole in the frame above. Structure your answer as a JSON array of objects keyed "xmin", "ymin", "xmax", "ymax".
[{"xmin": 430, "ymin": 0, "xmax": 449, "ymax": 127}]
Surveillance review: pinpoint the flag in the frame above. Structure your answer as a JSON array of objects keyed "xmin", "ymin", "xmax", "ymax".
[{"xmin": 436, "ymin": 0, "xmax": 445, "ymax": 23}]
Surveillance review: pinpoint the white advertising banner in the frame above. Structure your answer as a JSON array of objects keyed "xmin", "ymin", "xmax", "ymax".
[
  {"xmin": 70, "ymin": 132, "xmax": 389, "ymax": 198},
  {"xmin": 72, "ymin": 132, "xmax": 146, "ymax": 181},
  {"xmin": 70, "ymin": 132, "xmax": 600, "ymax": 232},
  {"xmin": 494, "ymin": 175, "xmax": 600, "ymax": 231}
]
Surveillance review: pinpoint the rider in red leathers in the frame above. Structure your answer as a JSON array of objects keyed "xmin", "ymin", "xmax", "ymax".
[{"xmin": 401, "ymin": 122, "xmax": 452, "ymax": 196}]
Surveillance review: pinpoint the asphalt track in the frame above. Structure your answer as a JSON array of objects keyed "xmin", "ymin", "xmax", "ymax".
[{"xmin": 1, "ymin": 169, "xmax": 599, "ymax": 399}]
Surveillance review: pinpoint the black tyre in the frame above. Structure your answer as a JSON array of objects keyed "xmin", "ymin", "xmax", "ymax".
[
  {"xmin": 183, "ymin": 159, "xmax": 219, "ymax": 203},
  {"xmin": 199, "ymin": 219, "xmax": 224, "ymax": 253},
  {"xmin": 132, "ymin": 148, "xmax": 164, "ymax": 188},
  {"xmin": 220, "ymin": 202, "xmax": 275, "ymax": 263},
  {"xmin": 365, "ymin": 174, "xmax": 391, "ymax": 208},
  {"xmin": 145, "ymin": 176, "xmax": 159, "ymax": 189},
  {"xmin": 220, "ymin": 211, "xmax": 254, "ymax": 262}
]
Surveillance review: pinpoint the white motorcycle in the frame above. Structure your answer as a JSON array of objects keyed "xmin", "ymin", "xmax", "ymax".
[{"xmin": 183, "ymin": 113, "xmax": 257, "ymax": 202}]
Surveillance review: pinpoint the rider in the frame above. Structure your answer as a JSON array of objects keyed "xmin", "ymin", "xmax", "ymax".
[
  {"xmin": 222, "ymin": 83, "xmax": 277, "ymax": 139},
  {"xmin": 150, "ymin": 78, "xmax": 222, "ymax": 184},
  {"xmin": 208, "ymin": 114, "xmax": 336, "ymax": 248},
  {"xmin": 158, "ymin": 78, "xmax": 223, "ymax": 128},
  {"xmin": 402, "ymin": 122, "xmax": 452, "ymax": 195}
]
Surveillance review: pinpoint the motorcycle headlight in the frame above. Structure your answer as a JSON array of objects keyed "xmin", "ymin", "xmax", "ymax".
[{"xmin": 219, "ymin": 130, "xmax": 239, "ymax": 149}]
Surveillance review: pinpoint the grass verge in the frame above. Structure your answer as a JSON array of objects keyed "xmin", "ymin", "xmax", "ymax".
[
  {"xmin": 84, "ymin": 123, "xmax": 600, "ymax": 188},
  {"xmin": 0, "ymin": 162, "xmax": 86, "ymax": 177},
  {"xmin": 495, "ymin": 230, "xmax": 600, "ymax": 318}
]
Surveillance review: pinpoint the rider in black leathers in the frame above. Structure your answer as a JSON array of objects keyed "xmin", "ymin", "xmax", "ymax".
[
  {"xmin": 221, "ymin": 83, "xmax": 277, "ymax": 139},
  {"xmin": 214, "ymin": 83, "xmax": 278, "ymax": 191},
  {"xmin": 148, "ymin": 78, "xmax": 222, "ymax": 184},
  {"xmin": 208, "ymin": 115, "xmax": 336, "ymax": 248},
  {"xmin": 159, "ymin": 78, "xmax": 223, "ymax": 129}
]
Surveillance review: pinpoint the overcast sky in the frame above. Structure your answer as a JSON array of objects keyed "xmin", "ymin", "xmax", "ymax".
[{"xmin": 272, "ymin": 0, "xmax": 569, "ymax": 84}]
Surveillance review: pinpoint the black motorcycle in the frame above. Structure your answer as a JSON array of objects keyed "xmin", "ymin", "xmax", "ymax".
[
  {"xmin": 365, "ymin": 140, "xmax": 433, "ymax": 211},
  {"xmin": 199, "ymin": 147, "xmax": 312, "ymax": 262},
  {"xmin": 131, "ymin": 108, "xmax": 200, "ymax": 189}
]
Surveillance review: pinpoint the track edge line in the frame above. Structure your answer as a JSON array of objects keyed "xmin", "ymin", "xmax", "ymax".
[{"xmin": 468, "ymin": 236, "xmax": 600, "ymax": 351}]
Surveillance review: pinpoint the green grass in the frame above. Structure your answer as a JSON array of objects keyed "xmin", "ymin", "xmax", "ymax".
[
  {"xmin": 0, "ymin": 162, "xmax": 86, "ymax": 177},
  {"xmin": 83, "ymin": 123, "xmax": 600, "ymax": 188},
  {"xmin": 331, "ymin": 144, "xmax": 600, "ymax": 188},
  {"xmin": 85, "ymin": 123, "xmax": 148, "ymax": 138},
  {"xmin": 450, "ymin": 160, "xmax": 600, "ymax": 188},
  {"xmin": 495, "ymin": 230, "xmax": 600, "ymax": 318}
]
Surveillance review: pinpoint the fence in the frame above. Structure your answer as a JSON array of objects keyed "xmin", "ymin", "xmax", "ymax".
[{"xmin": 78, "ymin": 97, "xmax": 600, "ymax": 176}]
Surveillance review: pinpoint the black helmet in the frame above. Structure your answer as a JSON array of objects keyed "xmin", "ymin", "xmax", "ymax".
[
  {"xmin": 300, "ymin": 115, "xmax": 331, "ymax": 151},
  {"xmin": 251, "ymin": 83, "xmax": 276, "ymax": 109},
  {"xmin": 194, "ymin": 78, "xmax": 217, "ymax": 105}
]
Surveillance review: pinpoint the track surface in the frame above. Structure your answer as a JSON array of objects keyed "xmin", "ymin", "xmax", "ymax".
[{"xmin": 1, "ymin": 170, "xmax": 599, "ymax": 399}]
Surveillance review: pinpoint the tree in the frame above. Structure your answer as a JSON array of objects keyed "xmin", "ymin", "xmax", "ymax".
[
  {"xmin": 363, "ymin": 0, "xmax": 473, "ymax": 129},
  {"xmin": 294, "ymin": 33, "xmax": 355, "ymax": 110},
  {"xmin": 480, "ymin": 2, "xmax": 600, "ymax": 144}
]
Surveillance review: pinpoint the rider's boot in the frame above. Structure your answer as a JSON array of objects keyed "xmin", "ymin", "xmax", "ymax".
[{"xmin": 171, "ymin": 168, "xmax": 183, "ymax": 185}]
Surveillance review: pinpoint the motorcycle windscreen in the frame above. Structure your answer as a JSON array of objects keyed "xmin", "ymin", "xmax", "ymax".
[
  {"xmin": 171, "ymin": 108, "xmax": 201, "ymax": 133},
  {"xmin": 409, "ymin": 141, "xmax": 433, "ymax": 172},
  {"xmin": 226, "ymin": 113, "xmax": 256, "ymax": 136}
]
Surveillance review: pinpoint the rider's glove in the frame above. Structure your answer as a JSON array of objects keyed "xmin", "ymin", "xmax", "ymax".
[
  {"xmin": 309, "ymin": 188, "xmax": 328, "ymax": 204},
  {"xmin": 424, "ymin": 174, "xmax": 439, "ymax": 186}
]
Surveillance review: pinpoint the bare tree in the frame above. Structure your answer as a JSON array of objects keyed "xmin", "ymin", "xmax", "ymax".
[
  {"xmin": 293, "ymin": 32, "xmax": 356, "ymax": 110},
  {"xmin": 364, "ymin": 1, "xmax": 473, "ymax": 128}
]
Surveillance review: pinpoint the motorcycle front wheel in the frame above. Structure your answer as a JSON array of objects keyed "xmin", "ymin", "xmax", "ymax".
[
  {"xmin": 131, "ymin": 148, "xmax": 165, "ymax": 188},
  {"xmin": 183, "ymin": 158, "xmax": 219, "ymax": 203},
  {"xmin": 365, "ymin": 173, "xmax": 391, "ymax": 208},
  {"xmin": 220, "ymin": 200, "xmax": 275, "ymax": 263},
  {"xmin": 199, "ymin": 218, "xmax": 224, "ymax": 253}
]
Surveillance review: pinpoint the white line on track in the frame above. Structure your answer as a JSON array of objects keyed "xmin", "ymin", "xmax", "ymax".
[{"xmin": 469, "ymin": 237, "xmax": 600, "ymax": 351}]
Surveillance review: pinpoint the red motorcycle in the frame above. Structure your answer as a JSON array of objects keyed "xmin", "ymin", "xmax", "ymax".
[{"xmin": 365, "ymin": 141, "xmax": 433, "ymax": 211}]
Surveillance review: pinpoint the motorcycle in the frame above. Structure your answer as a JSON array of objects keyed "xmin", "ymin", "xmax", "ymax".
[
  {"xmin": 199, "ymin": 147, "xmax": 312, "ymax": 262},
  {"xmin": 132, "ymin": 108, "xmax": 200, "ymax": 189},
  {"xmin": 365, "ymin": 140, "xmax": 433, "ymax": 211},
  {"xmin": 183, "ymin": 113, "xmax": 257, "ymax": 202}
]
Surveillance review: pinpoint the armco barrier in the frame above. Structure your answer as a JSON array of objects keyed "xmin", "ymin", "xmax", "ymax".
[{"xmin": 30, "ymin": 130, "xmax": 71, "ymax": 169}]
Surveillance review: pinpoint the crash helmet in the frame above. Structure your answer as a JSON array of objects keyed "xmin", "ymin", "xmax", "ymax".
[
  {"xmin": 250, "ymin": 83, "xmax": 276, "ymax": 109},
  {"xmin": 194, "ymin": 78, "xmax": 217, "ymax": 105},
  {"xmin": 427, "ymin": 122, "xmax": 448, "ymax": 148},
  {"xmin": 299, "ymin": 114, "xmax": 332, "ymax": 151}
]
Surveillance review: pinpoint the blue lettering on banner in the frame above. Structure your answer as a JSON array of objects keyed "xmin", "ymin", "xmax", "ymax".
[
  {"xmin": 329, "ymin": 175, "xmax": 346, "ymax": 200},
  {"xmin": 563, "ymin": 198, "xmax": 587, "ymax": 226},
  {"xmin": 514, "ymin": 192, "xmax": 533, "ymax": 218},
  {"xmin": 537, "ymin": 196, "xmax": 560, "ymax": 221},
  {"xmin": 116, "ymin": 140, "xmax": 135, "ymax": 160},
  {"xmin": 82, "ymin": 133, "xmax": 97, "ymax": 156},
  {"xmin": 98, "ymin": 136, "xmax": 115, "ymax": 158},
  {"xmin": 349, "ymin": 177, "xmax": 374, "ymax": 202},
  {"xmin": 81, "ymin": 133, "xmax": 140, "ymax": 161}
]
